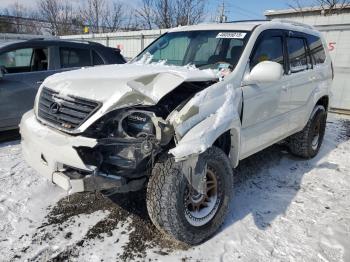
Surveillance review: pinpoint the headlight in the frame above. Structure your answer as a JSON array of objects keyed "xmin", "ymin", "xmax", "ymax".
[
  {"xmin": 100, "ymin": 110, "xmax": 156, "ymax": 139},
  {"xmin": 85, "ymin": 108, "xmax": 174, "ymax": 147},
  {"xmin": 122, "ymin": 112, "xmax": 155, "ymax": 138}
]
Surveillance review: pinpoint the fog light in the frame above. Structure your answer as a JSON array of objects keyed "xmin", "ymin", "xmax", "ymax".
[{"xmin": 141, "ymin": 140, "xmax": 153, "ymax": 154}]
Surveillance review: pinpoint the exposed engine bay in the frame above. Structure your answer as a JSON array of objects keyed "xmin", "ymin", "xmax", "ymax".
[{"xmin": 74, "ymin": 80, "xmax": 218, "ymax": 194}]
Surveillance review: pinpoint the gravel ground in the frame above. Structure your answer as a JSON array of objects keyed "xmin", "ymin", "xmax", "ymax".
[{"xmin": 0, "ymin": 113, "xmax": 349, "ymax": 262}]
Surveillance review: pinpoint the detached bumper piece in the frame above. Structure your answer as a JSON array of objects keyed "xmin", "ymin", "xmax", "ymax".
[{"xmin": 53, "ymin": 168, "xmax": 146, "ymax": 194}]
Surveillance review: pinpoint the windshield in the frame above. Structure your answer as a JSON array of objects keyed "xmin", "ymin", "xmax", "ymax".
[{"xmin": 134, "ymin": 30, "xmax": 249, "ymax": 70}]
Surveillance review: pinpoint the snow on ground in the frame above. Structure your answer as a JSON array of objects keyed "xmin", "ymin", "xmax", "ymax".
[{"xmin": 0, "ymin": 113, "xmax": 349, "ymax": 262}]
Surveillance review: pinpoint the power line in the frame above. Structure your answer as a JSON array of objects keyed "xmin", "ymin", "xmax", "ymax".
[
  {"xmin": 230, "ymin": 4, "xmax": 262, "ymax": 18},
  {"xmin": 232, "ymin": 9, "xmax": 258, "ymax": 20}
]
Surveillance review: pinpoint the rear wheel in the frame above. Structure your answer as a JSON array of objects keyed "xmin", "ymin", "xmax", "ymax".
[
  {"xmin": 288, "ymin": 105, "xmax": 327, "ymax": 158},
  {"xmin": 146, "ymin": 146, "xmax": 233, "ymax": 244}
]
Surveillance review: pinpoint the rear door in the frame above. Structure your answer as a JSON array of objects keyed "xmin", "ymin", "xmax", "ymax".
[
  {"xmin": 285, "ymin": 31, "xmax": 316, "ymax": 132},
  {"xmin": 240, "ymin": 30, "xmax": 291, "ymax": 158},
  {"xmin": 0, "ymin": 44, "xmax": 54, "ymax": 129}
]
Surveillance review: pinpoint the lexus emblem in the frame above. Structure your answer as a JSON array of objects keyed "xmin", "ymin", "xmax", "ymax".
[{"xmin": 49, "ymin": 102, "xmax": 61, "ymax": 114}]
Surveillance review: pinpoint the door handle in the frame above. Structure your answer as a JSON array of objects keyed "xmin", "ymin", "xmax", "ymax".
[
  {"xmin": 282, "ymin": 86, "xmax": 288, "ymax": 92},
  {"xmin": 309, "ymin": 76, "xmax": 316, "ymax": 81},
  {"xmin": 36, "ymin": 80, "xmax": 44, "ymax": 84}
]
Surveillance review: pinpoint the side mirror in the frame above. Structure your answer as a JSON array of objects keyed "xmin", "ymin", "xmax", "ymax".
[{"xmin": 243, "ymin": 61, "xmax": 283, "ymax": 86}]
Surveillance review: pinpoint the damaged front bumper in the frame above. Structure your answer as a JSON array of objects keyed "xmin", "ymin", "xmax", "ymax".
[{"xmin": 20, "ymin": 111, "xmax": 146, "ymax": 193}]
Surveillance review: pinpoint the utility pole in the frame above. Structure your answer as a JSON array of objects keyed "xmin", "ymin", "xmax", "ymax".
[{"xmin": 216, "ymin": 0, "xmax": 228, "ymax": 23}]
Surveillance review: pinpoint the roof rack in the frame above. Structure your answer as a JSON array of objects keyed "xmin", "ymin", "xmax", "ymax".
[
  {"xmin": 26, "ymin": 37, "xmax": 58, "ymax": 41},
  {"xmin": 26, "ymin": 38, "xmax": 47, "ymax": 41},
  {"xmin": 226, "ymin": 19, "xmax": 270, "ymax": 24},
  {"xmin": 25, "ymin": 38, "xmax": 103, "ymax": 46},
  {"xmin": 87, "ymin": 41, "xmax": 103, "ymax": 46},
  {"xmin": 271, "ymin": 19, "xmax": 315, "ymax": 29},
  {"xmin": 58, "ymin": 39, "xmax": 104, "ymax": 46}
]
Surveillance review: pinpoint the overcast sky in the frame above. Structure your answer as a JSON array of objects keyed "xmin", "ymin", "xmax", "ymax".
[{"xmin": 0, "ymin": 0, "xmax": 289, "ymax": 21}]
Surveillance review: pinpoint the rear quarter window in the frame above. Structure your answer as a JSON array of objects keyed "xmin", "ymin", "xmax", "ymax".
[
  {"xmin": 306, "ymin": 34, "xmax": 326, "ymax": 65},
  {"xmin": 60, "ymin": 47, "xmax": 91, "ymax": 68},
  {"xmin": 92, "ymin": 50, "xmax": 104, "ymax": 65}
]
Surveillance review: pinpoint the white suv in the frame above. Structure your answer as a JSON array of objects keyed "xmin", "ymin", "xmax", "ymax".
[{"xmin": 20, "ymin": 20, "xmax": 333, "ymax": 244}]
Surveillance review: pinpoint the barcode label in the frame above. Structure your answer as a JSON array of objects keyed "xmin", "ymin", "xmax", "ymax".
[{"xmin": 216, "ymin": 32, "xmax": 247, "ymax": 39}]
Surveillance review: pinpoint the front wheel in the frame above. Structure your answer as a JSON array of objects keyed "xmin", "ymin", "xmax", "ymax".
[{"xmin": 146, "ymin": 146, "xmax": 233, "ymax": 244}]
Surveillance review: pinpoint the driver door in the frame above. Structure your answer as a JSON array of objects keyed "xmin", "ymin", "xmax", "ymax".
[
  {"xmin": 0, "ymin": 46, "xmax": 53, "ymax": 130},
  {"xmin": 240, "ymin": 30, "xmax": 291, "ymax": 158}
]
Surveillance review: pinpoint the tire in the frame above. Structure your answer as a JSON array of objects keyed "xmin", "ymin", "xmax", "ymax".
[
  {"xmin": 288, "ymin": 105, "xmax": 327, "ymax": 159},
  {"xmin": 146, "ymin": 146, "xmax": 233, "ymax": 245}
]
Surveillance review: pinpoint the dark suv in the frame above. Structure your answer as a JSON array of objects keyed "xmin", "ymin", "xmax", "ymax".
[{"xmin": 0, "ymin": 39, "xmax": 126, "ymax": 131}]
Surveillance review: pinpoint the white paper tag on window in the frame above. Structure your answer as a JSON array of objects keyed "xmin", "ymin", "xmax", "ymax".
[{"xmin": 216, "ymin": 32, "xmax": 247, "ymax": 39}]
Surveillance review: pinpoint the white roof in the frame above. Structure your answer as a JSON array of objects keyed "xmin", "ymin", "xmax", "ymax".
[
  {"xmin": 167, "ymin": 20, "xmax": 319, "ymax": 34},
  {"xmin": 0, "ymin": 40, "xmax": 25, "ymax": 48},
  {"xmin": 169, "ymin": 21, "xmax": 268, "ymax": 33}
]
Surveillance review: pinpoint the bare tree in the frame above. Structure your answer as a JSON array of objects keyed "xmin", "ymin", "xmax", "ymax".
[
  {"xmin": 104, "ymin": 1, "xmax": 125, "ymax": 31},
  {"xmin": 288, "ymin": 0, "xmax": 309, "ymax": 16},
  {"xmin": 80, "ymin": 0, "xmax": 105, "ymax": 33},
  {"xmin": 38, "ymin": 0, "xmax": 77, "ymax": 35},
  {"xmin": 174, "ymin": 0, "xmax": 205, "ymax": 26},
  {"xmin": 136, "ymin": 0, "xmax": 155, "ymax": 30},
  {"xmin": 124, "ymin": 9, "xmax": 141, "ymax": 31},
  {"xmin": 1, "ymin": 1, "xmax": 41, "ymax": 34},
  {"xmin": 80, "ymin": 0, "xmax": 126, "ymax": 33},
  {"xmin": 136, "ymin": 0, "xmax": 206, "ymax": 29},
  {"xmin": 288, "ymin": 0, "xmax": 350, "ymax": 15},
  {"xmin": 316, "ymin": 0, "xmax": 350, "ymax": 14},
  {"xmin": 153, "ymin": 0, "xmax": 174, "ymax": 28}
]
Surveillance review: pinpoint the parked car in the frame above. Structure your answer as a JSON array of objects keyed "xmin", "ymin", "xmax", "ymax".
[
  {"xmin": 0, "ymin": 39, "xmax": 126, "ymax": 131},
  {"xmin": 20, "ymin": 20, "xmax": 333, "ymax": 244}
]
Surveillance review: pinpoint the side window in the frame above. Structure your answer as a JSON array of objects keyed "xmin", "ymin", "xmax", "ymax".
[
  {"xmin": 59, "ymin": 47, "xmax": 91, "ymax": 68},
  {"xmin": 250, "ymin": 36, "xmax": 284, "ymax": 69},
  {"xmin": 307, "ymin": 35, "xmax": 326, "ymax": 65},
  {"xmin": 31, "ymin": 48, "xmax": 48, "ymax": 71},
  {"xmin": 92, "ymin": 50, "xmax": 104, "ymax": 65},
  {"xmin": 226, "ymin": 39, "xmax": 244, "ymax": 60},
  {"xmin": 114, "ymin": 51, "xmax": 126, "ymax": 64},
  {"xmin": 0, "ymin": 48, "xmax": 33, "ymax": 73},
  {"xmin": 287, "ymin": 37, "xmax": 308, "ymax": 73}
]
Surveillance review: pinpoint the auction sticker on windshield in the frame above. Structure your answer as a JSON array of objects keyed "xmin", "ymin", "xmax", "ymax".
[{"xmin": 216, "ymin": 32, "xmax": 247, "ymax": 39}]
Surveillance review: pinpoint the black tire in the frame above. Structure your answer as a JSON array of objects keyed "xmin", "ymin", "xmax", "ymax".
[
  {"xmin": 288, "ymin": 105, "xmax": 327, "ymax": 158},
  {"xmin": 146, "ymin": 146, "xmax": 233, "ymax": 245}
]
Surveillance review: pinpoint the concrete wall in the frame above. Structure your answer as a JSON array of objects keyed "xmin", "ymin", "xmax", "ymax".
[
  {"xmin": 266, "ymin": 9, "xmax": 350, "ymax": 111},
  {"xmin": 60, "ymin": 29, "xmax": 169, "ymax": 60}
]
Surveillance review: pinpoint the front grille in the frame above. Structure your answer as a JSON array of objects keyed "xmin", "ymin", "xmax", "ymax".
[{"xmin": 38, "ymin": 87, "xmax": 101, "ymax": 131}]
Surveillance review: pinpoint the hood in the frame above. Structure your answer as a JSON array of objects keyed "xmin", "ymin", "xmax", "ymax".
[{"xmin": 43, "ymin": 63, "xmax": 218, "ymax": 106}]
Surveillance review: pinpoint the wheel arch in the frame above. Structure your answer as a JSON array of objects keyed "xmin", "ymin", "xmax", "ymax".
[
  {"xmin": 214, "ymin": 131, "xmax": 231, "ymax": 155},
  {"xmin": 316, "ymin": 95, "xmax": 329, "ymax": 111},
  {"xmin": 214, "ymin": 127, "xmax": 240, "ymax": 168}
]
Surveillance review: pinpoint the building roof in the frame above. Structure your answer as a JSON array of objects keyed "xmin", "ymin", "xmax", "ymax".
[{"xmin": 265, "ymin": 5, "xmax": 350, "ymax": 16}]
